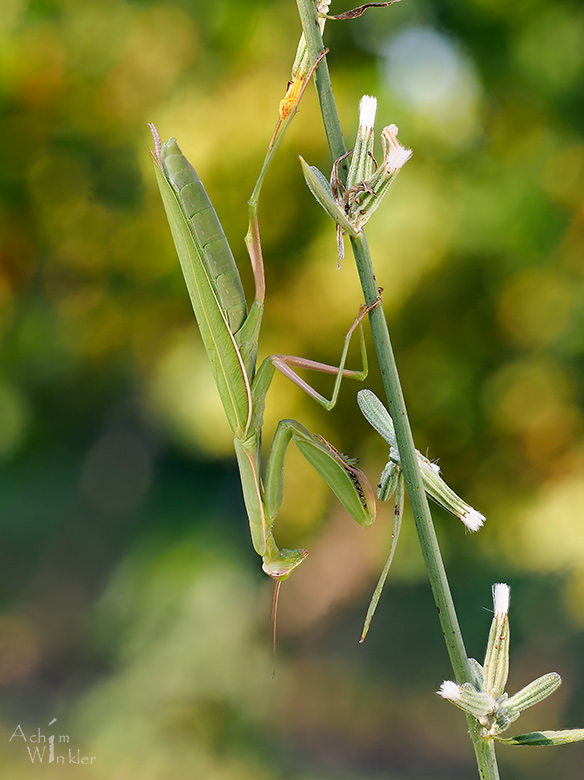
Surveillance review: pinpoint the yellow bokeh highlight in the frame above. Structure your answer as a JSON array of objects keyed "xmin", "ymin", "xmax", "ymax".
[
  {"xmin": 484, "ymin": 359, "xmax": 582, "ymax": 475},
  {"xmin": 498, "ymin": 268, "xmax": 574, "ymax": 347},
  {"xmin": 99, "ymin": 5, "xmax": 199, "ymax": 121},
  {"xmin": 542, "ymin": 144, "xmax": 584, "ymax": 211},
  {"xmin": 513, "ymin": 475, "xmax": 584, "ymax": 573},
  {"xmin": 146, "ymin": 331, "xmax": 233, "ymax": 458},
  {"xmin": 367, "ymin": 166, "xmax": 454, "ymax": 307},
  {"xmin": 486, "ymin": 357, "xmax": 576, "ymax": 436}
]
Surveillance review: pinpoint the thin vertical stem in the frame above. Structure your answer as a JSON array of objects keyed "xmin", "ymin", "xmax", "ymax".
[{"xmin": 295, "ymin": 2, "xmax": 500, "ymax": 778}]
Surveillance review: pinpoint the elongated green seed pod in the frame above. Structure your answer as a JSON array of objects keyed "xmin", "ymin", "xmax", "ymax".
[
  {"xmin": 483, "ymin": 584, "xmax": 510, "ymax": 699},
  {"xmin": 299, "ymin": 156, "xmax": 361, "ymax": 237},
  {"xmin": 161, "ymin": 138, "xmax": 247, "ymax": 334}
]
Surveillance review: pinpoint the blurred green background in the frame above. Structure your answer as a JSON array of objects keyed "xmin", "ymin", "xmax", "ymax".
[{"xmin": 1, "ymin": 0, "xmax": 583, "ymax": 777}]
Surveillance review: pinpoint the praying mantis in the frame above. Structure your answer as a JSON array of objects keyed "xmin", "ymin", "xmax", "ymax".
[
  {"xmin": 144, "ymin": 4, "xmax": 375, "ymax": 594},
  {"xmin": 148, "ymin": 117, "xmax": 377, "ymax": 583},
  {"xmin": 148, "ymin": 2, "xmax": 423, "ymax": 613}
]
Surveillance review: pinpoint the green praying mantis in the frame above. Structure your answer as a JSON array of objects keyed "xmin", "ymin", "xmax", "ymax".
[
  {"xmin": 148, "ymin": 109, "xmax": 378, "ymax": 584},
  {"xmin": 147, "ymin": 0, "xmax": 415, "ymax": 624},
  {"xmin": 148, "ymin": 23, "xmax": 484, "ymax": 640}
]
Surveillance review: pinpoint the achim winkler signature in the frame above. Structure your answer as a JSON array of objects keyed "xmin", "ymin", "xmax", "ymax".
[{"xmin": 9, "ymin": 718, "xmax": 96, "ymax": 765}]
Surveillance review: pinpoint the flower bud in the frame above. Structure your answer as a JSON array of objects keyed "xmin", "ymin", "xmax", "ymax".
[
  {"xmin": 299, "ymin": 156, "xmax": 360, "ymax": 237},
  {"xmin": 505, "ymin": 673, "xmax": 561, "ymax": 714},
  {"xmin": 346, "ymin": 123, "xmax": 412, "ymax": 229},
  {"xmin": 468, "ymin": 657, "xmax": 484, "ymax": 691},
  {"xmin": 438, "ymin": 585, "xmax": 578, "ymax": 742},
  {"xmin": 346, "ymin": 95, "xmax": 377, "ymax": 190},
  {"xmin": 358, "ymin": 389, "xmax": 485, "ymax": 531},
  {"xmin": 417, "ymin": 452, "xmax": 485, "ymax": 532},
  {"xmin": 378, "ymin": 459, "xmax": 400, "ymax": 501},
  {"xmin": 357, "ymin": 389, "xmax": 397, "ymax": 449},
  {"xmin": 438, "ymin": 681, "xmax": 497, "ymax": 724},
  {"xmin": 483, "ymin": 584, "xmax": 510, "ymax": 700},
  {"xmin": 300, "ymin": 98, "xmax": 411, "ymax": 265}
]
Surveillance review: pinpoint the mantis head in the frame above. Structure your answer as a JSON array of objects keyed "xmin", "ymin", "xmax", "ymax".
[{"xmin": 262, "ymin": 547, "xmax": 309, "ymax": 581}]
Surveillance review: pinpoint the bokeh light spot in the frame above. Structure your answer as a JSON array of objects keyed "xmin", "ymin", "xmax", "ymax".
[
  {"xmin": 542, "ymin": 143, "xmax": 584, "ymax": 211},
  {"xmin": 515, "ymin": 476, "xmax": 584, "ymax": 573},
  {"xmin": 498, "ymin": 269, "xmax": 573, "ymax": 347},
  {"xmin": 381, "ymin": 27, "xmax": 482, "ymax": 142},
  {"xmin": 147, "ymin": 333, "xmax": 233, "ymax": 458}
]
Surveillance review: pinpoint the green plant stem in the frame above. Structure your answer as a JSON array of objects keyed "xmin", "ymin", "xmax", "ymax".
[{"xmin": 295, "ymin": 2, "xmax": 500, "ymax": 777}]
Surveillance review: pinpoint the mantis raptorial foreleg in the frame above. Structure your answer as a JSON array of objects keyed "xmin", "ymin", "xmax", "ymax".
[{"xmin": 150, "ymin": 128, "xmax": 377, "ymax": 582}]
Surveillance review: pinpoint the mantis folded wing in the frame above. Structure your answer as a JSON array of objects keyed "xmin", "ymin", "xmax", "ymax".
[{"xmin": 150, "ymin": 127, "xmax": 376, "ymax": 581}]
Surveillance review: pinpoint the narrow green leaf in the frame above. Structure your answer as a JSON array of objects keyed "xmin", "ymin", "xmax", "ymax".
[{"xmin": 495, "ymin": 729, "xmax": 584, "ymax": 746}]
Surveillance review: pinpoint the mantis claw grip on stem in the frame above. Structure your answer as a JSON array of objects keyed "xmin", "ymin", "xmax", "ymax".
[{"xmin": 149, "ymin": 123, "xmax": 377, "ymax": 582}]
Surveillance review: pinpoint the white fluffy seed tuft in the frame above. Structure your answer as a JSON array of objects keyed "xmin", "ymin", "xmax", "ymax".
[
  {"xmin": 438, "ymin": 680, "xmax": 461, "ymax": 701},
  {"xmin": 493, "ymin": 583, "xmax": 510, "ymax": 615},
  {"xmin": 359, "ymin": 95, "xmax": 377, "ymax": 131},
  {"xmin": 385, "ymin": 144, "xmax": 413, "ymax": 172},
  {"xmin": 461, "ymin": 508, "xmax": 485, "ymax": 532}
]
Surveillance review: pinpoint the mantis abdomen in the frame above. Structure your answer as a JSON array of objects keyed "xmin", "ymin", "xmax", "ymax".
[{"xmin": 161, "ymin": 139, "xmax": 248, "ymax": 334}]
